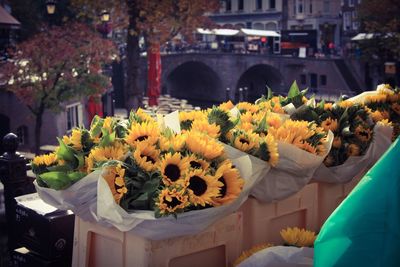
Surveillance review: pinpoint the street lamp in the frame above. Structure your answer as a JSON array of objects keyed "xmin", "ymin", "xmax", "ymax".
[
  {"xmin": 100, "ymin": 10, "xmax": 110, "ymax": 23},
  {"xmin": 46, "ymin": 0, "xmax": 56, "ymax": 15}
]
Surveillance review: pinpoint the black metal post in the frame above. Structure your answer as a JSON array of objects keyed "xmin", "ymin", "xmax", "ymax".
[{"xmin": 0, "ymin": 133, "xmax": 34, "ymax": 250}]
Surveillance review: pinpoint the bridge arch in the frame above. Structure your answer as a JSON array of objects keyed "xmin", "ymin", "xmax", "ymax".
[
  {"xmin": 235, "ymin": 64, "xmax": 283, "ymax": 103},
  {"xmin": 163, "ymin": 61, "xmax": 224, "ymax": 108}
]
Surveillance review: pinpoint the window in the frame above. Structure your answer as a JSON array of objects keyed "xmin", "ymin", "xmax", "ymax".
[
  {"xmin": 256, "ymin": 0, "xmax": 262, "ymax": 10},
  {"xmin": 226, "ymin": 0, "xmax": 232, "ymax": 11},
  {"xmin": 323, "ymin": 0, "xmax": 330, "ymax": 13},
  {"xmin": 298, "ymin": 1, "xmax": 303, "ymax": 13},
  {"xmin": 310, "ymin": 73, "xmax": 318, "ymax": 88},
  {"xmin": 320, "ymin": 75, "xmax": 327, "ymax": 86},
  {"xmin": 293, "ymin": 1, "xmax": 296, "ymax": 14},
  {"xmin": 343, "ymin": 11, "xmax": 351, "ymax": 30},
  {"xmin": 309, "ymin": 2, "xmax": 313, "ymax": 13},
  {"xmin": 300, "ymin": 74, "xmax": 307, "ymax": 85},
  {"xmin": 352, "ymin": 11, "xmax": 359, "ymax": 30},
  {"xmin": 270, "ymin": 0, "xmax": 276, "ymax": 9},
  {"xmin": 16, "ymin": 125, "xmax": 28, "ymax": 145},
  {"xmin": 238, "ymin": 0, "xmax": 244, "ymax": 11},
  {"xmin": 66, "ymin": 103, "xmax": 83, "ymax": 130},
  {"xmin": 349, "ymin": 0, "xmax": 355, "ymax": 7}
]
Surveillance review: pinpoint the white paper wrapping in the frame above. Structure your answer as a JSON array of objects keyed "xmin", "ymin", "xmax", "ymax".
[
  {"xmin": 237, "ymin": 246, "xmax": 314, "ymax": 267},
  {"xmin": 251, "ymin": 131, "xmax": 334, "ymax": 203},
  {"xmin": 312, "ymin": 123, "xmax": 393, "ymax": 183},
  {"xmin": 95, "ymin": 144, "xmax": 270, "ymax": 240},
  {"xmin": 33, "ymin": 169, "xmax": 101, "ymax": 221}
]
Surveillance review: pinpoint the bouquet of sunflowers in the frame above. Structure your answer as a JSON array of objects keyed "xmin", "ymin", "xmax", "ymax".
[{"xmin": 33, "ymin": 109, "xmax": 263, "ymax": 239}]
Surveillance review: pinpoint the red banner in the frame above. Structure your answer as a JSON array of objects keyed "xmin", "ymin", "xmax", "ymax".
[
  {"xmin": 147, "ymin": 44, "xmax": 161, "ymax": 106},
  {"xmin": 87, "ymin": 95, "xmax": 103, "ymax": 122}
]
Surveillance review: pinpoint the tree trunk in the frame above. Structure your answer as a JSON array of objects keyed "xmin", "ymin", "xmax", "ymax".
[
  {"xmin": 34, "ymin": 112, "xmax": 43, "ymax": 154},
  {"xmin": 125, "ymin": 0, "xmax": 143, "ymax": 111}
]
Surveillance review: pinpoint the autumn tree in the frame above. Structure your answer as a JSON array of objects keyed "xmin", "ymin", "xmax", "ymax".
[
  {"xmin": 358, "ymin": 0, "xmax": 400, "ymax": 74},
  {"xmin": 70, "ymin": 0, "xmax": 219, "ymax": 109},
  {"xmin": 1, "ymin": 23, "xmax": 117, "ymax": 153}
]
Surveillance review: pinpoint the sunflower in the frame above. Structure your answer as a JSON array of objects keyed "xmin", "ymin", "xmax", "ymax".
[
  {"xmin": 232, "ymin": 131, "xmax": 259, "ymax": 152},
  {"xmin": 86, "ymin": 141, "xmax": 128, "ymax": 172},
  {"xmin": 125, "ymin": 121, "xmax": 159, "ymax": 148},
  {"xmin": 190, "ymin": 119, "xmax": 221, "ymax": 139},
  {"xmin": 297, "ymin": 141, "xmax": 317, "ymax": 154},
  {"xmin": 185, "ymin": 131, "xmax": 224, "ymax": 160},
  {"xmin": 133, "ymin": 143, "xmax": 160, "ymax": 172},
  {"xmin": 62, "ymin": 129, "xmax": 83, "ymax": 150},
  {"xmin": 364, "ymin": 94, "xmax": 387, "ymax": 103},
  {"xmin": 238, "ymin": 122, "xmax": 254, "ymax": 132},
  {"xmin": 179, "ymin": 110, "xmax": 206, "ymax": 123},
  {"xmin": 324, "ymin": 103, "xmax": 333, "ymax": 110},
  {"xmin": 259, "ymin": 134, "xmax": 279, "ymax": 166},
  {"xmin": 32, "ymin": 153, "xmax": 58, "ymax": 166},
  {"xmin": 102, "ymin": 117, "xmax": 114, "ymax": 134},
  {"xmin": 240, "ymin": 112, "xmax": 254, "ymax": 124},
  {"xmin": 156, "ymin": 187, "xmax": 189, "ymax": 215},
  {"xmin": 102, "ymin": 164, "xmax": 128, "ymax": 204},
  {"xmin": 332, "ymin": 136, "xmax": 342, "ymax": 149},
  {"xmin": 266, "ymin": 113, "xmax": 283, "ymax": 129},
  {"xmin": 136, "ymin": 108, "xmax": 154, "ymax": 122},
  {"xmin": 269, "ymin": 120, "xmax": 313, "ymax": 146},
  {"xmin": 233, "ymin": 243, "xmax": 274, "ymax": 267},
  {"xmin": 185, "ymin": 154, "xmax": 210, "ymax": 172},
  {"xmin": 280, "ymin": 227, "xmax": 316, "ymax": 247},
  {"xmin": 159, "ymin": 134, "xmax": 187, "ymax": 152},
  {"xmin": 160, "ymin": 152, "xmax": 190, "ymax": 186},
  {"xmin": 237, "ymin": 102, "xmax": 259, "ymax": 113},
  {"xmin": 187, "ymin": 169, "xmax": 222, "ymax": 207},
  {"xmin": 369, "ymin": 109, "xmax": 390, "ymax": 122},
  {"xmin": 218, "ymin": 100, "xmax": 235, "ymax": 112},
  {"xmin": 347, "ymin": 143, "xmax": 360, "ymax": 157},
  {"xmin": 212, "ymin": 160, "xmax": 244, "ymax": 205},
  {"xmin": 355, "ymin": 125, "xmax": 373, "ymax": 142},
  {"xmin": 320, "ymin": 117, "xmax": 338, "ymax": 132}
]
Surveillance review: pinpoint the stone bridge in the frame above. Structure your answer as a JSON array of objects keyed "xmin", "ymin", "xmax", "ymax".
[{"xmin": 138, "ymin": 53, "xmax": 364, "ymax": 107}]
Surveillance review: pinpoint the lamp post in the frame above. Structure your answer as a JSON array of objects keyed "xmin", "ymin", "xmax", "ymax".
[
  {"xmin": 46, "ymin": 0, "xmax": 56, "ymax": 26},
  {"xmin": 100, "ymin": 10, "xmax": 110, "ymax": 39}
]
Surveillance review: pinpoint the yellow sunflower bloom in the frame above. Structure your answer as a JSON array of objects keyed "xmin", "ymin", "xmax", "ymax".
[
  {"xmin": 347, "ymin": 143, "xmax": 360, "ymax": 157},
  {"xmin": 160, "ymin": 152, "xmax": 190, "ymax": 186},
  {"xmin": 369, "ymin": 109, "xmax": 390, "ymax": 122},
  {"xmin": 102, "ymin": 117, "xmax": 114, "ymax": 134},
  {"xmin": 102, "ymin": 164, "xmax": 128, "ymax": 204},
  {"xmin": 280, "ymin": 227, "xmax": 316, "ymax": 247},
  {"xmin": 136, "ymin": 108, "xmax": 154, "ymax": 122},
  {"xmin": 187, "ymin": 169, "xmax": 222, "ymax": 207},
  {"xmin": 159, "ymin": 134, "xmax": 187, "ymax": 152},
  {"xmin": 185, "ymin": 154, "xmax": 210, "ymax": 172},
  {"xmin": 212, "ymin": 160, "xmax": 244, "ymax": 205},
  {"xmin": 233, "ymin": 243, "xmax": 274, "ymax": 267},
  {"xmin": 240, "ymin": 112, "xmax": 254, "ymax": 124},
  {"xmin": 355, "ymin": 125, "xmax": 373, "ymax": 142},
  {"xmin": 125, "ymin": 121, "xmax": 159, "ymax": 148},
  {"xmin": 190, "ymin": 119, "xmax": 221, "ymax": 139},
  {"xmin": 185, "ymin": 131, "xmax": 224, "ymax": 160},
  {"xmin": 238, "ymin": 122, "xmax": 254, "ymax": 132},
  {"xmin": 364, "ymin": 94, "xmax": 387, "ymax": 104},
  {"xmin": 321, "ymin": 117, "xmax": 338, "ymax": 132},
  {"xmin": 218, "ymin": 100, "xmax": 235, "ymax": 112},
  {"xmin": 62, "ymin": 129, "xmax": 83, "ymax": 150},
  {"xmin": 324, "ymin": 103, "xmax": 333, "ymax": 110},
  {"xmin": 179, "ymin": 110, "xmax": 206, "ymax": 122},
  {"xmin": 266, "ymin": 113, "xmax": 283, "ymax": 129},
  {"xmin": 237, "ymin": 102, "xmax": 259, "ymax": 113},
  {"xmin": 156, "ymin": 187, "xmax": 189, "ymax": 215},
  {"xmin": 32, "ymin": 153, "xmax": 58, "ymax": 166},
  {"xmin": 133, "ymin": 143, "xmax": 160, "ymax": 172},
  {"xmin": 338, "ymin": 100, "xmax": 354, "ymax": 108},
  {"xmin": 232, "ymin": 131, "xmax": 259, "ymax": 152},
  {"xmin": 264, "ymin": 134, "xmax": 279, "ymax": 166},
  {"xmin": 297, "ymin": 141, "xmax": 317, "ymax": 154},
  {"xmin": 86, "ymin": 141, "xmax": 128, "ymax": 172}
]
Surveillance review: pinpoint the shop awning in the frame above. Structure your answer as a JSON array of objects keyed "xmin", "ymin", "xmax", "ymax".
[
  {"xmin": 351, "ymin": 33, "xmax": 374, "ymax": 41},
  {"xmin": 240, "ymin": 28, "xmax": 281, "ymax": 37},
  {"xmin": 0, "ymin": 6, "xmax": 21, "ymax": 29},
  {"xmin": 196, "ymin": 28, "xmax": 240, "ymax": 36}
]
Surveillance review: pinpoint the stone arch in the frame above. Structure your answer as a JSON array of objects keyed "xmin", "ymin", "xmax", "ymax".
[
  {"xmin": 265, "ymin": 22, "xmax": 278, "ymax": 30},
  {"xmin": 235, "ymin": 64, "xmax": 283, "ymax": 103},
  {"xmin": 164, "ymin": 61, "xmax": 223, "ymax": 108},
  {"xmin": 253, "ymin": 22, "xmax": 264, "ymax": 30},
  {"xmin": 235, "ymin": 23, "xmax": 246, "ymax": 29}
]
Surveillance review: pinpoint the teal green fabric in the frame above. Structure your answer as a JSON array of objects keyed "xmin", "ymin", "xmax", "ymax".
[{"xmin": 315, "ymin": 137, "xmax": 400, "ymax": 267}]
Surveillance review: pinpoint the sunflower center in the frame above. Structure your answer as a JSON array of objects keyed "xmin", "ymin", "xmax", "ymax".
[
  {"xmin": 239, "ymin": 138, "xmax": 249, "ymax": 145},
  {"xmin": 165, "ymin": 164, "xmax": 180, "ymax": 181},
  {"xmin": 142, "ymin": 154, "xmax": 156, "ymax": 164},
  {"xmin": 164, "ymin": 196, "xmax": 181, "ymax": 209},
  {"xmin": 359, "ymin": 131, "xmax": 369, "ymax": 138},
  {"xmin": 136, "ymin": 135, "xmax": 148, "ymax": 142},
  {"xmin": 188, "ymin": 175, "xmax": 207, "ymax": 196},
  {"xmin": 218, "ymin": 177, "xmax": 227, "ymax": 198},
  {"xmin": 190, "ymin": 160, "xmax": 202, "ymax": 169}
]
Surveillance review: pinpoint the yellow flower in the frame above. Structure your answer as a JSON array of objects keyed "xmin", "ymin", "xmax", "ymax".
[
  {"xmin": 240, "ymin": 112, "xmax": 254, "ymax": 124},
  {"xmin": 133, "ymin": 142, "xmax": 160, "ymax": 172},
  {"xmin": 266, "ymin": 113, "xmax": 283, "ymax": 129},
  {"xmin": 156, "ymin": 187, "xmax": 189, "ymax": 215},
  {"xmin": 159, "ymin": 134, "xmax": 187, "ymax": 152},
  {"xmin": 324, "ymin": 103, "xmax": 333, "ymax": 110},
  {"xmin": 218, "ymin": 100, "xmax": 235, "ymax": 112},
  {"xmin": 238, "ymin": 121, "xmax": 254, "ymax": 132},
  {"xmin": 125, "ymin": 121, "xmax": 159, "ymax": 148},
  {"xmin": 280, "ymin": 227, "xmax": 316, "ymax": 247},
  {"xmin": 102, "ymin": 117, "xmax": 114, "ymax": 134},
  {"xmin": 338, "ymin": 100, "xmax": 354, "ymax": 108},
  {"xmin": 369, "ymin": 109, "xmax": 390, "ymax": 122},
  {"xmin": 355, "ymin": 125, "xmax": 373, "ymax": 143},
  {"xmin": 185, "ymin": 154, "xmax": 210, "ymax": 172},
  {"xmin": 232, "ymin": 131, "xmax": 259, "ymax": 152},
  {"xmin": 62, "ymin": 129, "xmax": 83, "ymax": 150},
  {"xmin": 212, "ymin": 160, "xmax": 244, "ymax": 205},
  {"xmin": 377, "ymin": 119, "xmax": 392, "ymax": 127},
  {"xmin": 86, "ymin": 142, "xmax": 128, "ymax": 172},
  {"xmin": 237, "ymin": 102, "xmax": 259, "ymax": 113},
  {"xmin": 185, "ymin": 131, "xmax": 224, "ymax": 160},
  {"xmin": 233, "ymin": 243, "xmax": 274, "ymax": 267},
  {"xmin": 347, "ymin": 143, "xmax": 360, "ymax": 157},
  {"xmin": 190, "ymin": 119, "xmax": 221, "ymax": 139},
  {"xmin": 187, "ymin": 169, "xmax": 222, "ymax": 207},
  {"xmin": 332, "ymin": 136, "xmax": 342, "ymax": 148},
  {"xmin": 179, "ymin": 110, "xmax": 206, "ymax": 123},
  {"xmin": 297, "ymin": 141, "xmax": 317, "ymax": 154},
  {"xmin": 102, "ymin": 164, "xmax": 128, "ymax": 204},
  {"xmin": 262, "ymin": 134, "xmax": 279, "ymax": 167},
  {"xmin": 32, "ymin": 153, "xmax": 58, "ymax": 166},
  {"xmin": 136, "ymin": 108, "xmax": 154, "ymax": 122},
  {"xmin": 160, "ymin": 152, "xmax": 190, "ymax": 186},
  {"xmin": 364, "ymin": 94, "xmax": 387, "ymax": 103},
  {"xmin": 321, "ymin": 117, "xmax": 338, "ymax": 132}
]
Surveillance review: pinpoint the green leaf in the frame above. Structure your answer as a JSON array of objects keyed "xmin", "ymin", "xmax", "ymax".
[
  {"xmin": 267, "ymin": 86, "xmax": 273, "ymax": 100},
  {"xmin": 255, "ymin": 114, "xmax": 269, "ymax": 134},
  {"xmin": 46, "ymin": 164, "xmax": 74, "ymax": 173},
  {"xmin": 75, "ymin": 153, "xmax": 85, "ymax": 169},
  {"xmin": 288, "ymin": 81, "xmax": 300, "ymax": 98},
  {"xmin": 90, "ymin": 116, "xmax": 103, "ymax": 138},
  {"xmin": 67, "ymin": 172, "xmax": 87, "ymax": 183},
  {"xmin": 56, "ymin": 138, "xmax": 77, "ymax": 163},
  {"xmin": 318, "ymin": 100, "xmax": 326, "ymax": 109},
  {"xmin": 39, "ymin": 171, "xmax": 72, "ymax": 190},
  {"xmin": 99, "ymin": 130, "xmax": 116, "ymax": 147}
]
